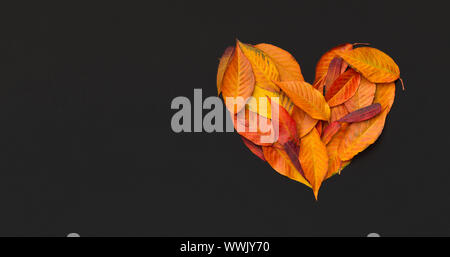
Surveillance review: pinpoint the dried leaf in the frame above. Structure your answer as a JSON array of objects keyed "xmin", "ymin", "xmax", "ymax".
[
  {"xmin": 330, "ymin": 104, "xmax": 349, "ymax": 122},
  {"xmin": 263, "ymin": 145, "xmax": 311, "ymax": 187},
  {"xmin": 325, "ymin": 123, "xmax": 348, "ymax": 179},
  {"xmin": 274, "ymin": 80, "xmax": 331, "ymax": 121},
  {"xmin": 217, "ymin": 46, "xmax": 235, "ymax": 95},
  {"xmin": 268, "ymin": 97, "xmax": 297, "ymax": 144},
  {"xmin": 222, "ymin": 43, "xmax": 255, "ymax": 113},
  {"xmin": 299, "ymin": 128, "xmax": 329, "ymax": 199},
  {"xmin": 338, "ymin": 108, "xmax": 389, "ymax": 161},
  {"xmin": 238, "ymin": 41, "xmax": 280, "ymax": 92},
  {"xmin": 233, "ymin": 109, "xmax": 275, "ymax": 146},
  {"xmin": 325, "ymin": 69, "xmax": 361, "ymax": 107},
  {"xmin": 246, "ymin": 85, "xmax": 293, "ymax": 119},
  {"xmin": 241, "ymin": 136, "xmax": 265, "ymax": 161},
  {"xmin": 321, "ymin": 121, "xmax": 342, "ymax": 145},
  {"xmin": 373, "ymin": 82, "xmax": 396, "ymax": 112},
  {"xmin": 314, "ymin": 43, "xmax": 353, "ymax": 85},
  {"xmin": 255, "ymin": 43, "xmax": 304, "ymax": 81},
  {"xmin": 336, "ymin": 47, "xmax": 400, "ymax": 83},
  {"xmin": 344, "ymin": 77, "xmax": 376, "ymax": 112},
  {"xmin": 291, "ymin": 106, "xmax": 318, "ymax": 138},
  {"xmin": 338, "ymin": 103, "xmax": 382, "ymax": 123}
]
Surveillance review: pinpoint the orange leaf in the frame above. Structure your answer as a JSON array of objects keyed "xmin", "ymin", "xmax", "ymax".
[
  {"xmin": 263, "ymin": 145, "xmax": 311, "ymax": 187},
  {"xmin": 291, "ymin": 106, "xmax": 318, "ymax": 138},
  {"xmin": 314, "ymin": 43, "xmax": 353, "ymax": 85},
  {"xmin": 330, "ymin": 104, "xmax": 349, "ymax": 122},
  {"xmin": 299, "ymin": 128, "xmax": 329, "ymax": 199},
  {"xmin": 315, "ymin": 121, "xmax": 323, "ymax": 136},
  {"xmin": 216, "ymin": 46, "xmax": 234, "ymax": 95},
  {"xmin": 344, "ymin": 77, "xmax": 376, "ymax": 112},
  {"xmin": 321, "ymin": 121, "xmax": 341, "ymax": 145},
  {"xmin": 222, "ymin": 42, "xmax": 255, "ymax": 113},
  {"xmin": 233, "ymin": 109, "xmax": 275, "ymax": 146},
  {"xmin": 325, "ymin": 123, "xmax": 348, "ymax": 179},
  {"xmin": 338, "ymin": 108, "xmax": 389, "ymax": 161},
  {"xmin": 336, "ymin": 47, "xmax": 400, "ymax": 83},
  {"xmin": 268, "ymin": 97, "xmax": 297, "ymax": 144},
  {"xmin": 241, "ymin": 136, "xmax": 266, "ymax": 161},
  {"xmin": 325, "ymin": 69, "xmax": 361, "ymax": 107},
  {"xmin": 255, "ymin": 43, "xmax": 304, "ymax": 81},
  {"xmin": 246, "ymin": 85, "xmax": 294, "ymax": 119},
  {"xmin": 238, "ymin": 41, "xmax": 280, "ymax": 92},
  {"xmin": 274, "ymin": 80, "xmax": 330, "ymax": 121},
  {"xmin": 373, "ymin": 82, "xmax": 396, "ymax": 112}
]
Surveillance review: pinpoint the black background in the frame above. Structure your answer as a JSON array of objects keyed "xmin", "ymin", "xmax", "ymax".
[{"xmin": 0, "ymin": 1, "xmax": 449, "ymax": 236}]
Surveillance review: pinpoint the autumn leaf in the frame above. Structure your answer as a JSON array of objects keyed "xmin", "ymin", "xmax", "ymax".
[
  {"xmin": 274, "ymin": 80, "xmax": 331, "ymax": 121},
  {"xmin": 222, "ymin": 42, "xmax": 255, "ymax": 113},
  {"xmin": 263, "ymin": 145, "xmax": 311, "ymax": 187},
  {"xmin": 291, "ymin": 106, "xmax": 318, "ymax": 138},
  {"xmin": 233, "ymin": 109, "xmax": 275, "ymax": 146},
  {"xmin": 321, "ymin": 121, "xmax": 342, "ymax": 145},
  {"xmin": 330, "ymin": 104, "xmax": 349, "ymax": 122},
  {"xmin": 216, "ymin": 46, "xmax": 234, "ymax": 95},
  {"xmin": 299, "ymin": 128, "xmax": 329, "ymax": 199},
  {"xmin": 246, "ymin": 85, "xmax": 294, "ymax": 119},
  {"xmin": 338, "ymin": 108, "xmax": 389, "ymax": 161},
  {"xmin": 315, "ymin": 121, "xmax": 323, "ymax": 136},
  {"xmin": 268, "ymin": 97, "xmax": 297, "ymax": 145},
  {"xmin": 241, "ymin": 136, "xmax": 266, "ymax": 161},
  {"xmin": 314, "ymin": 43, "xmax": 353, "ymax": 85},
  {"xmin": 338, "ymin": 103, "xmax": 382, "ymax": 123},
  {"xmin": 344, "ymin": 77, "xmax": 376, "ymax": 112},
  {"xmin": 373, "ymin": 82, "xmax": 396, "ymax": 112},
  {"xmin": 325, "ymin": 123, "xmax": 348, "ymax": 179},
  {"xmin": 336, "ymin": 47, "xmax": 400, "ymax": 83},
  {"xmin": 238, "ymin": 41, "xmax": 280, "ymax": 92},
  {"xmin": 255, "ymin": 43, "xmax": 304, "ymax": 81},
  {"xmin": 325, "ymin": 69, "xmax": 361, "ymax": 107}
]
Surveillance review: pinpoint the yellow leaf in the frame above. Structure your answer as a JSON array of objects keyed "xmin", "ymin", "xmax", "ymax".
[
  {"xmin": 344, "ymin": 77, "xmax": 376, "ymax": 112},
  {"xmin": 274, "ymin": 80, "xmax": 331, "ymax": 121},
  {"xmin": 291, "ymin": 106, "xmax": 318, "ymax": 138},
  {"xmin": 238, "ymin": 41, "xmax": 280, "ymax": 92},
  {"xmin": 246, "ymin": 85, "xmax": 294, "ymax": 119},
  {"xmin": 216, "ymin": 46, "xmax": 234, "ymax": 95},
  {"xmin": 255, "ymin": 43, "xmax": 304, "ymax": 81},
  {"xmin": 222, "ymin": 42, "xmax": 255, "ymax": 113},
  {"xmin": 263, "ymin": 145, "xmax": 311, "ymax": 188},
  {"xmin": 336, "ymin": 47, "xmax": 400, "ymax": 83},
  {"xmin": 338, "ymin": 108, "xmax": 389, "ymax": 161},
  {"xmin": 299, "ymin": 128, "xmax": 329, "ymax": 199},
  {"xmin": 373, "ymin": 82, "xmax": 396, "ymax": 112}
]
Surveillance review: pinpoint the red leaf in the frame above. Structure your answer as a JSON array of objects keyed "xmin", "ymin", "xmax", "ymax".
[
  {"xmin": 241, "ymin": 136, "xmax": 266, "ymax": 161},
  {"xmin": 338, "ymin": 103, "xmax": 382, "ymax": 123},
  {"xmin": 268, "ymin": 96, "xmax": 297, "ymax": 144},
  {"xmin": 321, "ymin": 121, "xmax": 342, "ymax": 145}
]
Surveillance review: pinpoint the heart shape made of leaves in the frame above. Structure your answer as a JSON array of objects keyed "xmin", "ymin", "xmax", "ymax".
[{"xmin": 217, "ymin": 41, "xmax": 403, "ymax": 200}]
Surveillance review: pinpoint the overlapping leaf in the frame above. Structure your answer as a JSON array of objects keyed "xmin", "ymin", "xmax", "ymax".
[
  {"xmin": 299, "ymin": 128, "xmax": 329, "ymax": 199},
  {"xmin": 217, "ymin": 41, "xmax": 403, "ymax": 200},
  {"xmin": 221, "ymin": 43, "xmax": 255, "ymax": 113},
  {"xmin": 336, "ymin": 47, "xmax": 400, "ymax": 83},
  {"xmin": 274, "ymin": 80, "xmax": 330, "ymax": 120},
  {"xmin": 344, "ymin": 77, "xmax": 376, "ymax": 112},
  {"xmin": 255, "ymin": 43, "xmax": 304, "ymax": 81}
]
